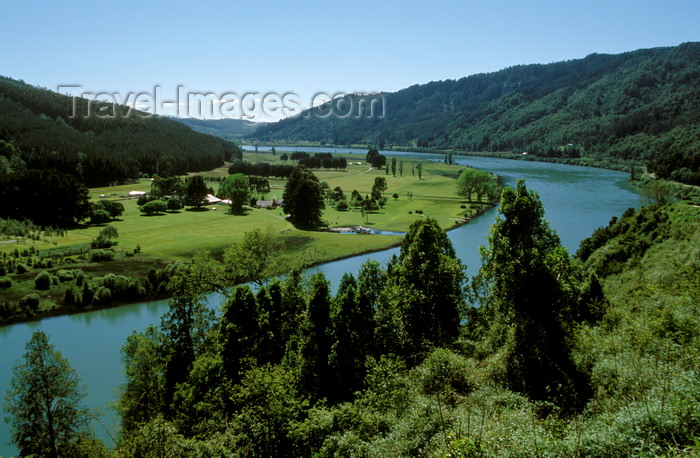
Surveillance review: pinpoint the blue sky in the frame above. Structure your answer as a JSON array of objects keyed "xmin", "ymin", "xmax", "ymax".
[{"xmin": 2, "ymin": 0, "xmax": 698, "ymax": 120}]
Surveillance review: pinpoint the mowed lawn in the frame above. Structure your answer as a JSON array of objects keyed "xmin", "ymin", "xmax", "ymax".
[{"xmin": 1, "ymin": 153, "xmax": 481, "ymax": 265}]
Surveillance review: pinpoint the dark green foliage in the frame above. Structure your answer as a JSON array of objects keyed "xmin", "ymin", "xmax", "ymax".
[
  {"xmin": 386, "ymin": 217, "xmax": 466, "ymax": 361},
  {"xmin": 282, "ymin": 165, "xmax": 325, "ymax": 229},
  {"xmin": 34, "ymin": 270, "xmax": 51, "ymax": 290},
  {"xmin": 166, "ymin": 196, "xmax": 182, "ymax": 212},
  {"xmin": 577, "ymin": 204, "xmax": 674, "ymax": 277},
  {"xmin": 139, "ymin": 199, "xmax": 167, "ymax": 216},
  {"xmin": 0, "ymin": 168, "xmax": 90, "ymax": 227},
  {"xmin": 90, "ymin": 200, "xmax": 124, "ymax": 223},
  {"xmin": 0, "ymin": 276, "xmax": 11, "ymax": 288},
  {"xmin": 471, "ymin": 180, "xmax": 589, "ymax": 410},
  {"xmin": 89, "ymin": 249, "xmax": 115, "ymax": 262},
  {"xmin": 184, "ymin": 176, "xmax": 208, "ymax": 208},
  {"xmin": 228, "ymin": 160, "xmax": 293, "ymax": 178},
  {"xmin": 218, "ymin": 173, "xmax": 250, "ymax": 214},
  {"xmin": 150, "ymin": 176, "xmax": 185, "ymax": 198},
  {"xmin": 19, "ymin": 293, "xmax": 40, "ymax": 316},
  {"xmin": 118, "ymin": 326, "xmax": 166, "ymax": 434},
  {"xmin": 0, "ymin": 76, "xmax": 242, "ymax": 187},
  {"xmin": 3, "ymin": 331, "xmax": 100, "ymax": 457},
  {"xmin": 221, "ymin": 285, "xmax": 261, "ymax": 385},
  {"xmin": 328, "ymin": 274, "xmax": 369, "ymax": 402},
  {"xmin": 298, "ymin": 273, "xmax": 333, "ymax": 400}
]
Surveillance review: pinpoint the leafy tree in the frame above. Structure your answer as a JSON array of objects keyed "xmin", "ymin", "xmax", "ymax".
[
  {"xmin": 166, "ymin": 196, "xmax": 182, "ymax": 212},
  {"xmin": 471, "ymin": 180, "xmax": 589, "ymax": 409},
  {"xmin": 386, "ymin": 217, "xmax": 466, "ymax": 361},
  {"xmin": 140, "ymin": 199, "xmax": 167, "ymax": 215},
  {"xmin": 150, "ymin": 176, "xmax": 185, "ymax": 198},
  {"xmin": 118, "ymin": 325, "xmax": 166, "ymax": 434},
  {"xmin": 282, "ymin": 165, "xmax": 325, "ymax": 229},
  {"xmin": 218, "ymin": 173, "xmax": 250, "ymax": 214},
  {"xmin": 160, "ymin": 254, "xmax": 218, "ymax": 414},
  {"xmin": 456, "ymin": 168, "xmax": 499, "ymax": 202},
  {"xmin": 372, "ymin": 177, "xmax": 388, "ymax": 199},
  {"xmin": 185, "ymin": 175, "xmax": 209, "ymax": 208},
  {"xmin": 221, "ymin": 285, "xmax": 261, "ymax": 386},
  {"xmin": 4, "ymin": 331, "xmax": 99, "ymax": 457},
  {"xmin": 223, "ymin": 227, "xmax": 283, "ymax": 285},
  {"xmin": 34, "ymin": 270, "xmax": 52, "ymax": 290}
]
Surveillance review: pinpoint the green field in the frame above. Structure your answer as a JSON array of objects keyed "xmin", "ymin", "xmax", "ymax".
[
  {"xmin": 0, "ymin": 153, "xmax": 493, "ymax": 318},
  {"xmin": 2, "ymin": 153, "xmax": 488, "ymax": 264}
]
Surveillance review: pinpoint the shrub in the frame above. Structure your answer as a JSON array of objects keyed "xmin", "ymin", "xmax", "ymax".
[
  {"xmin": 0, "ymin": 277, "xmax": 11, "ymax": 288},
  {"xmin": 56, "ymin": 269, "xmax": 76, "ymax": 282},
  {"xmin": 64, "ymin": 286, "xmax": 79, "ymax": 306},
  {"xmin": 415, "ymin": 209, "xmax": 423, "ymax": 214},
  {"xmin": 460, "ymin": 204, "xmax": 466, "ymax": 209},
  {"xmin": 15, "ymin": 263, "xmax": 28, "ymax": 274},
  {"xmin": 393, "ymin": 193, "xmax": 399, "ymax": 199},
  {"xmin": 0, "ymin": 266, "xmax": 5, "ymax": 276},
  {"xmin": 140, "ymin": 200, "xmax": 167, "ymax": 215},
  {"xmin": 335, "ymin": 200, "xmax": 349, "ymax": 211},
  {"xmin": 89, "ymin": 250, "xmax": 115, "ymax": 262},
  {"xmin": 19, "ymin": 293, "xmax": 40, "ymax": 316},
  {"xmin": 34, "ymin": 271, "xmax": 51, "ymax": 290},
  {"xmin": 93, "ymin": 286, "xmax": 112, "ymax": 305}
]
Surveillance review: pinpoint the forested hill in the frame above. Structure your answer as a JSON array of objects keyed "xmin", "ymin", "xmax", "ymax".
[
  {"xmin": 0, "ymin": 76, "xmax": 242, "ymax": 187},
  {"xmin": 253, "ymin": 43, "xmax": 700, "ymax": 183},
  {"xmin": 174, "ymin": 118, "xmax": 266, "ymax": 140}
]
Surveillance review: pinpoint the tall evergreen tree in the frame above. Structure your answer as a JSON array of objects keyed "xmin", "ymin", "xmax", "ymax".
[
  {"xmin": 298, "ymin": 273, "xmax": 333, "ymax": 400},
  {"xmin": 472, "ymin": 180, "xmax": 589, "ymax": 410},
  {"xmin": 387, "ymin": 217, "xmax": 466, "ymax": 362},
  {"xmin": 282, "ymin": 165, "xmax": 325, "ymax": 229}
]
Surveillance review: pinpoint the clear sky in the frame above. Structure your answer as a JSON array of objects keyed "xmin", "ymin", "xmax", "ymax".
[{"xmin": 1, "ymin": 0, "xmax": 698, "ymax": 121}]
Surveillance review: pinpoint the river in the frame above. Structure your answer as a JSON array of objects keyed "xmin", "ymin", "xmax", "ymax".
[{"xmin": 0, "ymin": 151, "xmax": 642, "ymax": 456}]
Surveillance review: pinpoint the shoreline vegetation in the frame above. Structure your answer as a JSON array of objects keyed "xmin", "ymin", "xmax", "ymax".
[
  {"xmin": 243, "ymin": 143, "xmax": 700, "ymax": 201},
  {"xmin": 0, "ymin": 152, "xmax": 499, "ymax": 326}
]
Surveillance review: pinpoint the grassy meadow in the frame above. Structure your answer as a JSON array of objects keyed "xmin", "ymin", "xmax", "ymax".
[{"xmin": 0, "ymin": 152, "xmax": 490, "ymax": 318}]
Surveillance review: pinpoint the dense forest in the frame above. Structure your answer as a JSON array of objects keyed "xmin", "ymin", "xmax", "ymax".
[
  {"xmin": 0, "ymin": 76, "xmax": 242, "ymax": 188},
  {"xmin": 174, "ymin": 118, "xmax": 266, "ymax": 140},
  {"xmin": 253, "ymin": 43, "xmax": 700, "ymax": 184}
]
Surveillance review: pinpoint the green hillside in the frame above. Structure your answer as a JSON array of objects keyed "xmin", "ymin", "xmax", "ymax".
[
  {"xmin": 174, "ymin": 118, "xmax": 266, "ymax": 140},
  {"xmin": 253, "ymin": 43, "xmax": 700, "ymax": 184},
  {"xmin": 0, "ymin": 76, "xmax": 242, "ymax": 187}
]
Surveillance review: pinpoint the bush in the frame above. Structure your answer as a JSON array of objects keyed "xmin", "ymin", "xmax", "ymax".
[
  {"xmin": 56, "ymin": 269, "xmax": 76, "ymax": 282},
  {"xmin": 64, "ymin": 286, "xmax": 79, "ymax": 306},
  {"xmin": 34, "ymin": 271, "xmax": 51, "ymax": 290},
  {"xmin": 415, "ymin": 209, "xmax": 423, "ymax": 214},
  {"xmin": 335, "ymin": 200, "xmax": 349, "ymax": 211},
  {"xmin": 167, "ymin": 197, "xmax": 182, "ymax": 212},
  {"xmin": 0, "ymin": 277, "xmax": 11, "ymax": 288},
  {"xmin": 15, "ymin": 263, "xmax": 28, "ymax": 274},
  {"xmin": 140, "ymin": 200, "xmax": 167, "ymax": 216},
  {"xmin": 93, "ymin": 286, "xmax": 112, "ymax": 305},
  {"xmin": 89, "ymin": 250, "xmax": 115, "ymax": 262},
  {"xmin": 0, "ymin": 266, "xmax": 6, "ymax": 276},
  {"xmin": 393, "ymin": 193, "xmax": 399, "ymax": 199},
  {"xmin": 19, "ymin": 293, "xmax": 40, "ymax": 316}
]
